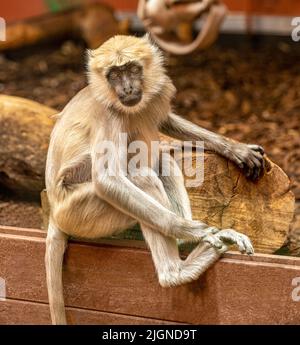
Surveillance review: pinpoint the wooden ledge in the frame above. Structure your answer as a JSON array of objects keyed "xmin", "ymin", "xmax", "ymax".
[{"xmin": 0, "ymin": 225, "xmax": 300, "ymax": 324}]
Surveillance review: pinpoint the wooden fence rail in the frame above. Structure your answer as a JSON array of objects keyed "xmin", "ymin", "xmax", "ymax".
[{"xmin": 0, "ymin": 225, "xmax": 299, "ymax": 324}]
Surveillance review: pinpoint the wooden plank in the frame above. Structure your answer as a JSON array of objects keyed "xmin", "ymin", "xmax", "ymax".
[
  {"xmin": 1, "ymin": 225, "xmax": 299, "ymax": 266},
  {"xmin": 0, "ymin": 225, "xmax": 46, "ymax": 238},
  {"xmin": 0, "ymin": 228, "xmax": 299, "ymax": 324},
  {"xmin": 0, "ymin": 299, "xmax": 181, "ymax": 325}
]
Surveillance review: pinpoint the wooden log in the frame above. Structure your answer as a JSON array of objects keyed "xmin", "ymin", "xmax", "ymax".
[
  {"xmin": 183, "ymin": 150, "xmax": 294, "ymax": 254},
  {"xmin": 0, "ymin": 95, "xmax": 295, "ymax": 253},
  {"xmin": 0, "ymin": 95, "xmax": 55, "ymax": 198},
  {"xmin": 0, "ymin": 4, "xmax": 128, "ymax": 52},
  {"xmin": 0, "ymin": 226, "xmax": 299, "ymax": 325}
]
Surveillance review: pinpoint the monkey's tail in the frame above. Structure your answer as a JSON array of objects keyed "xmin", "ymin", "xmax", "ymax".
[{"xmin": 147, "ymin": 3, "xmax": 227, "ymax": 55}]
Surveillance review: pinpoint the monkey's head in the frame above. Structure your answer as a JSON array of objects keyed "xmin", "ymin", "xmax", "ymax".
[{"xmin": 87, "ymin": 35, "xmax": 171, "ymax": 113}]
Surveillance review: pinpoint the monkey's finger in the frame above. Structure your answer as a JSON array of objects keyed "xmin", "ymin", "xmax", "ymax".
[
  {"xmin": 251, "ymin": 161, "xmax": 262, "ymax": 181},
  {"xmin": 234, "ymin": 157, "xmax": 244, "ymax": 170},
  {"xmin": 248, "ymin": 144, "xmax": 264, "ymax": 155},
  {"xmin": 252, "ymin": 149, "xmax": 264, "ymax": 160},
  {"xmin": 251, "ymin": 167, "xmax": 261, "ymax": 181},
  {"xmin": 243, "ymin": 238, "xmax": 254, "ymax": 255},
  {"xmin": 247, "ymin": 157, "xmax": 262, "ymax": 180},
  {"xmin": 252, "ymin": 151, "xmax": 266, "ymax": 174},
  {"xmin": 238, "ymin": 234, "xmax": 254, "ymax": 255},
  {"xmin": 236, "ymin": 239, "xmax": 247, "ymax": 254},
  {"xmin": 245, "ymin": 164, "xmax": 254, "ymax": 179},
  {"xmin": 206, "ymin": 227, "xmax": 219, "ymax": 235},
  {"xmin": 218, "ymin": 243, "xmax": 229, "ymax": 254}
]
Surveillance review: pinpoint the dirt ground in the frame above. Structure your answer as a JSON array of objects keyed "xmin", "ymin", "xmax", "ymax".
[{"xmin": 0, "ymin": 35, "xmax": 299, "ymax": 238}]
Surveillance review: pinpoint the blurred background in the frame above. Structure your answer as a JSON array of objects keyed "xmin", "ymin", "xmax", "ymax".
[{"xmin": 0, "ymin": 0, "xmax": 299, "ymax": 254}]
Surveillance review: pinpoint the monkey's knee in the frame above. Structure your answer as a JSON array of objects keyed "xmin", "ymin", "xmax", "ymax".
[{"xmin": 130, "ymin": 168, "xmax": 171, "ymax": 209}]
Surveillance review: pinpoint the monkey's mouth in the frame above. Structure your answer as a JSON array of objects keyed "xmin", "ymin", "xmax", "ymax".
[{"xmin": 119, "ymin": 93, "xmax": 142, "ymax": 107}]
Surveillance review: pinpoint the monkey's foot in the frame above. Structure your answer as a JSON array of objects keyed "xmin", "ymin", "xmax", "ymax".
[{"xmin": 203, "ymin": 229, "xmax": 254, "ymax": 255}]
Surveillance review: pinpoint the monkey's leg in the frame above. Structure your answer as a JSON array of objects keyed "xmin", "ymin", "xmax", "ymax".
[
  {"xmin": 47, "ymin": 184, "xmax": 136, "ymax": 325},
  {"xmin": 141, "ymin": 158, "xmax": 252, "ymax": 286},
  {"xmin": 45, "ymin": 223, "xmax": 68, "ymax": 325},
  {"xmin": 142, "ymin": 228, "xmax": 225, "ymax": 287},
  {"xmin": 159, "ymin": 155, "xmax": 254, "ymax": 254},
  {"xmin": 130, "ymin": 166, "xmax": 224, "ymax": 287},
  {"xmin": 159, "ymin": 154, "xmax": 192, "ymax": 220},
  {"xmin": 52, "ymin": 183, "xmax": 136, "ymax": 239},
  {"xmin": 139, "ymin": 179, "xmax": 226, "ymax": 287}
]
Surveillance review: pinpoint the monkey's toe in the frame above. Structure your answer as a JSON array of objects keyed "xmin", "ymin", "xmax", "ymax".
[{"xmin": 203, "ymin": 235, "xmax": 223, "ymax": 249}]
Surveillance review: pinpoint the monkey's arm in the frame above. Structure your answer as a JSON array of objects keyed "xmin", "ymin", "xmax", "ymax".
[
  {"xmin": 160, "ymin": 112, "xmax": 265, "ymax": 181},
  {"xmin": 93, "ymin": 170, "xmax": 218, "ymax": 242},
  {"xmin": 91, "ymin": 142, "xmax": 220, "ymax": 242}
]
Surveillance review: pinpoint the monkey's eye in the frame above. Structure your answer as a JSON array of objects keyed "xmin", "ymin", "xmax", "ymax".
[
  {"xmin": 108, "ymin": 70, "xmax": 119, "ymax": 80},
  {"xmin": 130, "ymin": 65, "xmax": 140, "ymax": 74}
]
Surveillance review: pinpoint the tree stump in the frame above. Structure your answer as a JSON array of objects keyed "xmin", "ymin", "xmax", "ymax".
[{"xmin": 0, "ymin": 95, "xmax": 295, "ymax": 253}]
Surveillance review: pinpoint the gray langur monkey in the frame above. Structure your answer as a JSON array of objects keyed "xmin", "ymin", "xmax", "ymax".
[{"xmin": 45, "ymin": 35, "xmax": 264, "ymax": 324}]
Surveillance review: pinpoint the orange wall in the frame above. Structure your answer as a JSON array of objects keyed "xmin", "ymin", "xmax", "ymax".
[
  {"xmin": 1, "ymin": 0, "xmax": 300, "ymax": 23},
  {"xmin": 0, "ymin": 0, "xmax": 47, "ymax": 22}
]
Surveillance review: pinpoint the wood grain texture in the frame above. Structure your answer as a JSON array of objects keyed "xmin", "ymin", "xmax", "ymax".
[
  {"xmin": 0, "ymin": 299, "xmax": 181, "ymax": 325},
  {"xmin": 0, "ymin": 226, "xmax": 299, "ymax": 325},
  {"xmin": 186, "ymin": 151, "xmax": 295, "ymax": 254}
]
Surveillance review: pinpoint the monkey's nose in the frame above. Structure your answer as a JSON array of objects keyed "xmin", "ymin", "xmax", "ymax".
[{"xmin": 123, "ymin": 85, "xmax": 133, "ymax": 95}]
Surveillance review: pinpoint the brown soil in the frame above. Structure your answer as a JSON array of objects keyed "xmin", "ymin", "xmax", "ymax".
[
  {"xmin": 0, "ymin": 35, "xmax": 299, "ymax": 233},
  {"xmin": 0, "ymin": 192, "xmax": 43, "ymax": 229}
]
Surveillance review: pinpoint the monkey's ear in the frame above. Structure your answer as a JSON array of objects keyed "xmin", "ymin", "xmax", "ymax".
[
  {"xmin": 86, "ymin": 49, "xmax": 100, "ymax": 72},
  {"xmin": 87, "ymin": 49, "xmax": 95, "ymax": 60},
  {"xmin": 143, "ymin": 33, "xmax": 154, "ymax": 45},
  {"xmin": 142, "ymin": 33, "xmax": 165, "ymax": 66}
]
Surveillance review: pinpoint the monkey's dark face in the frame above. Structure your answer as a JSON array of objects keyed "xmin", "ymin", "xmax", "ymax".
[{"xmin": 106, "ymin": 62, "xmax": 143, "ymax": 107}]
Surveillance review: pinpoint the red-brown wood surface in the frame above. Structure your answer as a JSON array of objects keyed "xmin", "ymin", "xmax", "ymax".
[
  {"xmin": 0, "ymin": 299, "xmax": 181, "ymax": 325},
  {"xmin": 0, "ymin": 226, "xmax": 299, "ymax": 324}
]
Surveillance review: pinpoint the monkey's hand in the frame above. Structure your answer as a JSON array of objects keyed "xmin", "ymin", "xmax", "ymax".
[
  {"xmin": 225, "ymin": 143, "xmax": 265, "ymax": 181},
  {"xmin": 203, "ymin": 229, "xmax": 254, "ymax": 255}
]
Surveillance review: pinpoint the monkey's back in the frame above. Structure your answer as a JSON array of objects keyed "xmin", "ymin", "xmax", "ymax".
[{"xmin": 45, "ymin": 87, "xmax": 103, "ymax": 203}]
